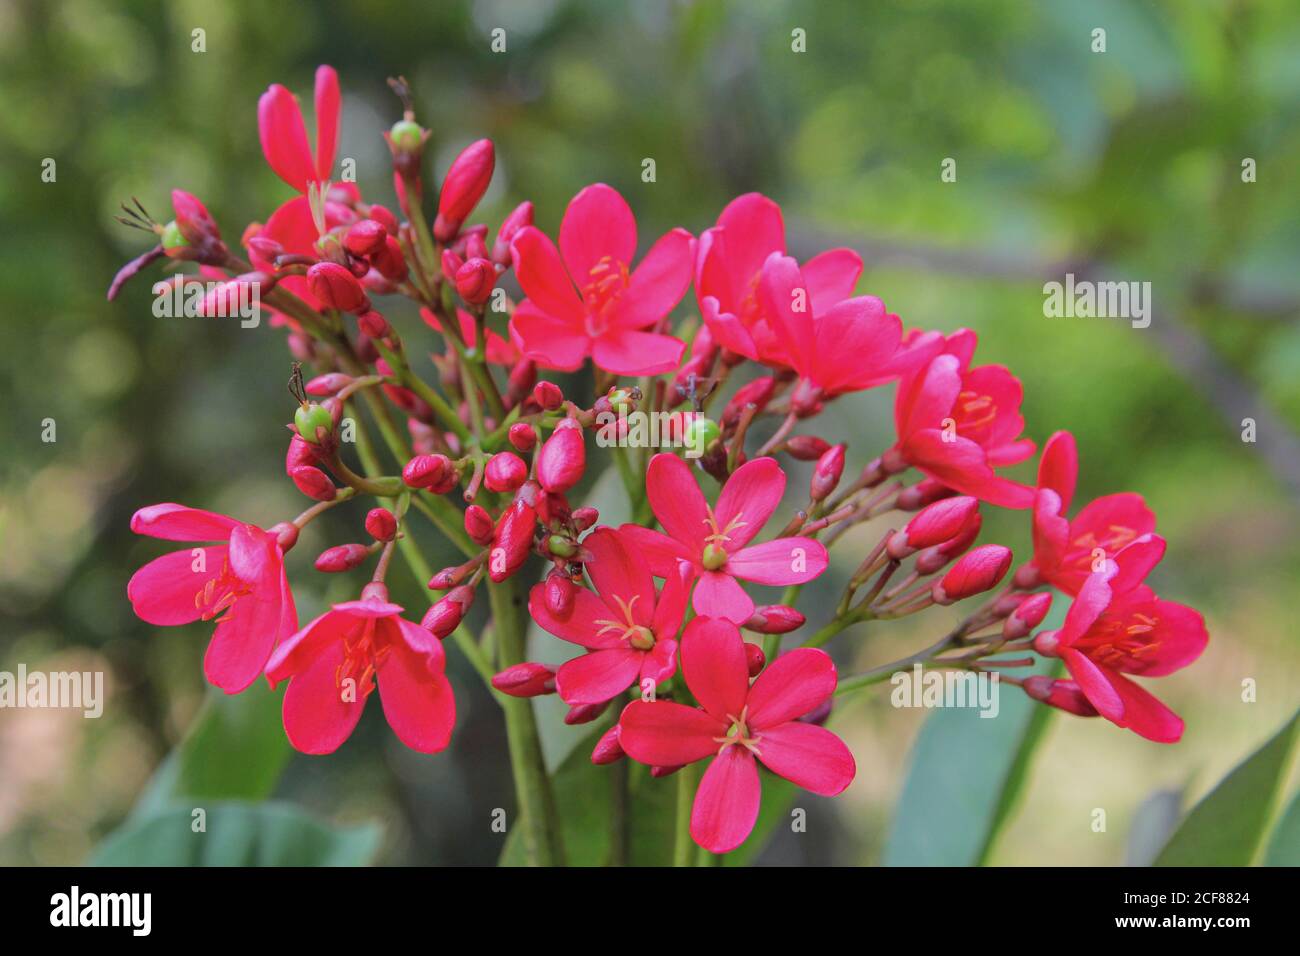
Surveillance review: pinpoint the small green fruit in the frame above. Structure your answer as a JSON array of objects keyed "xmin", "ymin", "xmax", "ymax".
[{"xmin": 295, "ymin": 403, "xmax": 334, "ymax": 443}]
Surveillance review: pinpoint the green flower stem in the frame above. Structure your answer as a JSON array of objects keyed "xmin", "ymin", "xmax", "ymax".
[
  {"xmin": 834, "ymin": 631, "xmax": 965, "ymax": 697},
  {"xmin": 673, "ymin": 762, "xmax": 700, "ymax": 867},
  {"xmin": 489, "ymin": 575, "xmax": 565, "ymax": 866}
]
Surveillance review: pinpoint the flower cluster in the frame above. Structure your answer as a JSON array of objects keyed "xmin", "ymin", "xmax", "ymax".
[{"xmin": 116, "ymin": 65, "xmax": 1208, "ymax": 858}]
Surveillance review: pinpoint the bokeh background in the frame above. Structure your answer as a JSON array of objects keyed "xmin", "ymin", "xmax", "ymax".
[{"xmin": 1, "ymin": 0, "xmax": 1298, "ymax": 865}]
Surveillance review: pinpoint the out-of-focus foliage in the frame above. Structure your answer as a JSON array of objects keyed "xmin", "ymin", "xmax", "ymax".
[{"xmin": 1, "ymin": 0, "xmax": 1298, "ymax": 865}]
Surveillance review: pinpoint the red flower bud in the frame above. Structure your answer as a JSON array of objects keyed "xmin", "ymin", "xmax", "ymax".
[
  {"xmin": 744, "ymin": 642, "xmax": 766, "ymax": 678},
  {"xmin": 484, "ymin": 452, "xmax": 528, "ymax": 493},
  {"xmin": 315, "ymin": 543, "xmax": 371, "ymax": 572},
  {"xmin": 537, "ymin": 419, "xmax": 585, "ymax": 493},
  {"xmin": 357, "ymin": 310, "xmax": 390, "ymax": 338},
  {"xmin": 370, "ymin": 235, "xmax": 407, "ymax": 280},
  {"xmin": 564, "ymin": 700, "xmax": 610, "ymax": 725},
  {"xmin": 571, "ymin": 507, "xmax": 599, "ymax": 532},
  {"xmin": 1002, "ymin": 592, "xmax": 1053, "ymax": 640},
  {"xmin": 889, "ymin": 496, "xmax": 980, "ymax": 559},
  {"xmin": 811, "ymin": 444, "xmax": 846, "ymax": 502},
  {"xmin": 914, "ymin": 513, "xmax": 983, "ymax": 575},
  {"xmin": 544, "ymin": 572, "xmax": 575, "ymax": 618},
  {"xmin": 489, "ymin": 499, "xmax": 537, "ymax": 582},
  {"xmin": 491, "ymin": 662, "xmax": 559, "ymax": 698},
  {"xmin": 171, "ymin": 189, "xmax": 222, "ymax": 249},
  {"xmin": 307, "ymin": 261, "xmax": 370, "ymax": 314},
  {"xmin": 365, "ymin": 507, "xmax": 398, "ymax": 542},
  {"xmin": 785, "ymin": 433, "xmax": 830, "ymax": 461},
  {"xmin": 290, "ymin": 465, "xmax": 337, "ymax": 501},
  {"xmin": 721, "ymin": 376, "xmax": 777, "ymax": 428},
  {"xmin": 506, "ymin": 360, "xmax": 538, "ymax": 408},
  {"xmin": 591, "ymin": 724, "xmax": 625, "ymax": 765},
  {"xmin": 402, "ymin": 454, "xmax": 456, "ymax": 493},
  {"xmin": 533, "ymin": 381, "xmax": 563, "ymax": 411},
  {"xmin": 1023, "ymin": 676, "xmax": 1099, "ymax": 718},
  {"xmin": 464, "ymin": 504, "xmax": 495, "ymax": 545},
  {"xmin": 508, "ymin": 422, "xmax": 538, "ymax": 452},
  {"xmin": 285, "ymin": 434, "xmax": 320, "ymax": 472},
  {"xmin": 932, "ymin": 544, "xmax": 1013, "ymax": 605},
  {"xmin": 305, "ymin": 373, "xmax": 354, "ymax": 396},
  {"xmin": 743, "ymin": 605, "xmax": 806, "ymax": 634},
  {"xmin": 455, "ymin": 257, "xmax": 496, "ymax": 305},
  {"xmin": 492, "ymin": 201, "xmax": 534, "ymax": 265},
  {"xmin": 421, "ymin": 585, "xmax": 475, "ymax": 638},
  {"xmin": 344, "ymin": 219, "xmax": 387, "ymax": 257},
  {"xmin": 650, "ymin": 764, "xmax": 683, "ymax": 778},
  {"xmin": 896, "ymin": 477, "xmax": 957, "ymax": 512},
  {"xmin": 435, "ymin": 139, "xmax": 495, "ymax": 241}
]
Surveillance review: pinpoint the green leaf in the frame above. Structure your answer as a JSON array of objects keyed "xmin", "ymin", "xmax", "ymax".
[
  {"xmin": 882, "ymin": 674, "xmax": 1056, "ymax": 866},
  {"xmin": 1125, "ymin": 787, "xmax": 1184, "ymax": 866},
  {"xmin": 132, "ymin": 686, "xmax": 291, "ymax": 817},
  {"xmin": 1263, "ymin": 791, "xmax": 1300, "ymax": 866},
  {"xmin": 499, "ymin": 726, "xmax": 676, "ymax": 866},
  {"xmin": 1155, "ymin": 710, "xmax": 1299, "ymax": 866},
  {"xmin": 89, "ymin": 802, "xmax": 381, "ymax": 866}
]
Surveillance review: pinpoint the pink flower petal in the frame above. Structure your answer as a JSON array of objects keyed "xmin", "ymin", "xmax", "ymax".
[
  {"xmin": 559, "ymin": 183, "xmax": 637, "ymax": 284},
  {"xmin": 714, "ymin": 456, "xmax": 784, "ymax": 551},
  {"xmin": 691, "ymin": 746, "xmax": 761, "ymax": 854},
  {"xmin": 583, "ymin": 528, "xmax": 657, "ymax": 626},
  {"xmin": 555, "ymin": 647, "xmax": 643, "ymax": 705},
  {"xmin": 679, "ymin": 616, "xmax": 749, "ymax": 721},
  {"xmin": 1102, "ymin": 670, "xmax": 1185, "ymax": 743},
  {"xmin": 377, "ymin": 620, "xmax": 455, "ymax": 753},
  {"xmin": 645, "ymin": 453, "xmax": 711, "ymax": 553},
  {"xmin": 1061, "ymin": 648, "xmax": 1125, "ymax": 722},
  {"xmin": 313, "ymin": 65, "xmax": 340, "ymax": 181},
  {"xmin": 802, "ymin": 247, "xmax": 863, "ymax": 315},
  {"xmin": 618, "ymin": 699, "xmax": 725, "ymax": 766},
  {"xmin": 281, "ymin": 640, "xmax": 365, "ymax": 754},
  {"xmin": 509, "ymin": 299, "xmax": 589, "ymax": 371},
  {"xmin": 591, "ymin": 328, "xmax": 685, "ymax": 376},
  {"xmin": 691, "ymin": 570, "xmax": 754, "ymax": 624},
  {"xmin": 809, "ymin": 297, "xmax": 901, "ymax": 396},
  {"xmin": 758, "ymin": 253, "xmax": 816, "ymax": 377},
  {"xmin": 527, "ymin": 583, "xmax": 622, "ymax": 649},
  {"xmin": 897, "ymin": 354, "xmax": 962, "ymax": 438},
  {"xmin": 130, "ymin": 503, "xmax": 240, "ymax": 542},
  {"xmin": 616, "ymin": 227, "xmax": 694, "ymax": 329},
  {"xmin": 754, "ymin": 721, "xmax": 855, "ymax": 795},
  {"xmin": 226, "ymin": 524, "xmax": 274, "ymax": 584},
  {"xmin": 639, "ymin": 638, "xmax": 678, "ymax": 690},
  {"xmin": 714, "ymin": 193, "xmax": 785, "ymax": 297},
  {"xmin": 258, "ymin": 83, "xmax": 316, "ymax": 192},
  {"xmin": 1036, "ymin": 431, "xmax": 1078, "ymax": 509},
  {"xmin": 1059, "ymin": 565, "xmax": 1117, "ymax": 645},
  {"xmin": 727, "ymin": 537, "xmax": 828, "ymax": 586},
  {"xmin": 746, "ymin": 647, "xmax": 836, "ymax": 728},
  {"xmin": 510, "ymin": 227, "xmax": 585, "ymax": 325},
  {"xmin": 1110, "ymin": 533, "xmax": 1166, "ymax": 595},
  {"xmin": 127, "ymin": 546, "xmax": 225, "ymax": 626},
  {"xmin": 617, "ymin": 524, "xmax": 693, "ymax": 578},
  {"xmin": 651, "ymin": 562, "xmax": 691, "ymax": 640}
]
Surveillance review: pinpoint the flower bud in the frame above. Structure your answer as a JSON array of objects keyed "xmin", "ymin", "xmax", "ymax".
[
  {"xmin": 537, "ymin": 419, "xmax": 585, "ymax": 493},
  {"xmin": 436, "ymin": 139, "xmax": 495, "ymax": 241},
  {"xmin": 785, "ymin": 434, "xmax": 831, "ymax": 461},
  {"xmin": 1023, "ymin": 676, "xmax": 1098, "ymax": 718},
  {"xmin": 896, "ymin": 477, "xmax": 957, "ymax": 512},
  {"xmin": 744, "ymin": 642, "xmax": 766, "ymax": 678},
  {"xmin": 492, "ymin": 201, "xmax": 534, "ymax": 265},
  {"xmin": 744, "ymin": 605, "xmax": 805, "ymax": 635},
  {"xmin": 721, "ymin": 376, "xmax": 777, "ymax": 428},
  {"xmin": 564, "ymin": 700, "xmax": 610, "ymax": 725},
  {"xmin": 1002, "ymin": 592, "xmax": 1053, "ymax": 640},
  {"xmin": 344, "ymin": 219, "xmax": 387, "ymax": 257},
  {"xmin": 533, "ymin": 380, "xmax": 563, "ymax": 411},
  {"xmin": 455, "ymin": 257, "xmax": 496, "ymax": 305},
  {"xmin": 307, "ymin": 261, "xmax": 370, "ymax": 314},
  {"xmin": 421, "ymin": 585, "xmax": 475, "ymax": 638},
  {"xmin": 464, "ymin": 504, "xmax": 495, "ymax": 545},
  {"xmin": 370, "ymin": 236, "xmax": 408, "ymax": 281},
  {"xmin": 268, "ymin": 521, "xmax": 299, "ymax": 552},
  {"xmin": 290, "ymin": 465, "xmax": 336, "ymax": 501},
  {"xmin": 931, "ymin": 544, "xmax": 1013, "ymax": 605},
  {"xmin": 315, "ymin": 543, "xmax": 371, "ymax": 573},
  {"xmin": 914, "ymin": 513, "xmax": 983, "ymax": 574},
  {"xmin": 484, "ymin": 452, "xmax": 527, "ymax": 493},
  {"xmin": 491, "ymin": 662, "xmax": 558, "ymax": 699},
  {"xmin": 888, "ymin": 496, "xmax": 979, "ymax": 559},
  {"xmin": 402, "ymin": 454, "xmax": 456, "ymax": 493},
  {"xmin": 544, "ymin": 572, "xmax": 575, "ymax": 618},
  {"xmin": 171, "ymin": 190, "xmax": 223, "ymax": 254},
  {"xmin": 489, "ymin": 499, "xmax": 537, "ymax": 582},
  {"xmin": 305, "ymin": 373, "xmax": 354, "ymax": 396},
  {"xmin": 571, "ymin": 507, "xmax": 599, "ymax": 532},
  {"xmin": 811, "ymin": 444, "xmax": 846, "ymax": 502},
  {"xmin": 591, "ymin": 724, "xmax": 625, "ymax": 765},
  {"xmin": 683, "ymin": 416, "xmax": 721, "ymax": 456},
  {"xmin": 357, "ymin": 310, "xmax": 390, "ymax": 339},
  {"xmin": 508, "ymin": 422, "xmax": 537, "ymax": 452},
  {"xmin": 505, "ymin": 360, "xmax": 538, "ymax": 409},
  {"xmin": 650, "ymin": 764, "xmax": 683, "ymax": 778},
  {"xmin": 285, "ymin": 434, "xmax": 319, "ymax": 473},
  {"xmin": 365, "ymin": 507, "xmax": 398, "ymax": 542}
]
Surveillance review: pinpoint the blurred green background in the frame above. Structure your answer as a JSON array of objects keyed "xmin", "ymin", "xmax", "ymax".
[{"xmin": 1, "ymin": 0, "xmax": 1298, "ymax": 865}]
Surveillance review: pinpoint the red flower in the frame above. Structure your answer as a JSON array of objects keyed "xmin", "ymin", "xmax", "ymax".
[
  {"xmin": 620, "ymin": 454, "xmax": 828, "ymax": 624},
  {"xmin": 420, "ymin": 306, "xmax": 520, "ymax": 365},
  {"xmin": 258, "ymin": 65, "xmax": 341, "ymax": 192},
  {"xmin": 619, "ymin": 617, "xmax": 855, "ymax": 853},
  {"xmin": 127, "ymin": 504, "xmax": 296, "ymax": 693},
  {"xmin": 527, "ymin": 528, "xmax": 688, "ymax": 706},
  {"xmin": 508, "ymin": 184, "xmax": 693, "ymax": 375},
  {"xmin": 1031, "ymin": 430, "xmax": 1157, "ymax": 595},
  {"xmin": 892, "ymin": 328, "xmax": 1036, "ymax": 509},
  {"xmin": 265, "ymin": 584, "xmax": 455, "ymax": 754},
  {"xmin": 1032, "ymin": 535, "xmax": 1208, "ymax": 743}
]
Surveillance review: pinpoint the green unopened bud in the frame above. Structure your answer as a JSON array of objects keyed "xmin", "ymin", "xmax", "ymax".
[
  {"xmin": 548, "ymin": 534, "xmax": 577, "ymax": 558},
  {"xmin": 702, "ymin": 542, "xmax": 728, "ymax": 571},
  {"xmin": 684, "ymin": 415, "xmax": 721, "ymax": 455},
  {"xmin": 295, "ymin": 403, "xmax": 334, "ymax": 443},
  {"xmin": 161, "ymin": 220, "xmax": 189, "ymax": 252}
]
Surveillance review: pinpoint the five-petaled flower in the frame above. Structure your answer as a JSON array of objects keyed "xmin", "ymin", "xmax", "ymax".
[
  {"xmin": 618, "ymin": 616, "xmax": 856, "ymax": 853},
  {"xmin": 526, "ymin": 527, "xmax": 688, "ymax": 705},
  {"xmin": 1030, "ymin": 430, "xmax": 1157, "ymax": 595},
  {"xmin": 509, "ymin": 183, "xmax": 694, "ymax": 375},
  {"xmin": 265, "ymin": 583, "xmax": 456, "ymax": 754},
  {"xmin": 127, "ymin": 504, "xmax": 297, "ymax": 694},
  {"xmin": 1031, "ymin": 534, "xmax": 1207, "ymax": 742},
  {"xmin": 620, "ymin": 454, "xmax": 828, "ymax": 624}
]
